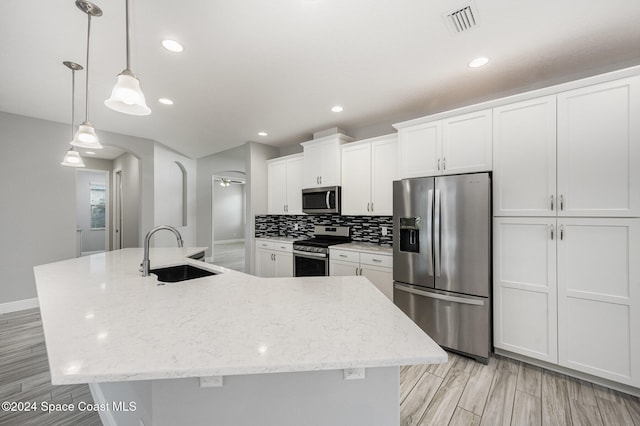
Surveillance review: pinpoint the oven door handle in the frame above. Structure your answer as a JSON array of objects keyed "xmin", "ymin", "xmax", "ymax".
[{"xmin": 293, "ymin": 250, "xmax": 328, "ymax": 259}]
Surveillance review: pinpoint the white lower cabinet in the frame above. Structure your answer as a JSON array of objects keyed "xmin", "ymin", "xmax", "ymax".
[
  {"xmin": 330, "ymin": 248, "xmax": 393, "ymax": 301},
  {"xmin": 255, "ymin": 239, "xmax": 293, "ymax": 278},
  {"xmin": 493, "ymin": 218, "xmax": 558, "ymax": 363},
  {"xmin": 494, "ymin": 217, "xmax": 640, "ymax": 386}
]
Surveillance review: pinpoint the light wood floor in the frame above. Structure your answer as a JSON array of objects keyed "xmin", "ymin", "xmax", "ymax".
[
  {"xmin": 212, "ymin": 241, "xmax": 245, "ymax": 272},
  {"xmin": 2, "ymin": 308, "xmax": 639, "ymax": 426},
  {"xmin": 400, "ymin": 352, "xmax": 640, "ymax": 426}
]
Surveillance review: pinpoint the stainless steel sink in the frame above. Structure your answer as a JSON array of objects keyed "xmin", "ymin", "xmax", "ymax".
[{"xmin": 150, "ymin": 264, "xmax": 219, "ymax": 283}]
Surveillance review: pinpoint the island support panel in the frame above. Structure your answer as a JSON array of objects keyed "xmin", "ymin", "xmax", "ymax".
[{"xmin": 92, "ymin": 366, "xmax": 400, "ymax": 426}]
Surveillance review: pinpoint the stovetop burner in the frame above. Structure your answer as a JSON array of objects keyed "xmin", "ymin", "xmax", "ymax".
[{"xmin": 293, "ymin": 226, "xmax": 350, "ymax": 253}]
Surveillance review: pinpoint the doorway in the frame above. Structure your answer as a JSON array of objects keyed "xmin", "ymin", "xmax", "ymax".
[
  {"xmin": 75, "ymin": 169, "xmax": 109, "ymax": 257},
  {"xmin": 211, "ymin": 174, "xmax": 246, "ymax": 271}
]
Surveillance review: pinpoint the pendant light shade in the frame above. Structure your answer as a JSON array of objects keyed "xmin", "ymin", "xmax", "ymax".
[
  {"xmin": 61, "ymin": 148, "xmax": 86, "ymax": 167},
  {"xmin": 71, "ymin": 122, "xmax": 101, "ymax": 148},
  {"xmin": 105, "ymin": 0, "xmax": 151, "ymax": 116},
  {"xmin": 61, "ymin": 61, "xmax": 86, "ymax": 168},
  {"xmin": 105, "ymin": 69, "xmax": 151, "ymax": 115},
  {"xmin": 71, "ymin": 1, "xmax": 103, "ymax": 150}
]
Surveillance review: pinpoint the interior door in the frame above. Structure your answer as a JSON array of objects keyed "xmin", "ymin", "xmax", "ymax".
[{"xmin": 435, "ymin": 173, "xmax": 491, "ymax": 297}]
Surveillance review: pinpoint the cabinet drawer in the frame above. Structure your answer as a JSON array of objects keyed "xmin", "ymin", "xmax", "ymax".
[
  {"xmin": 330, "ymin": 249, "xmax": 359, "ymax": 263},
  {"xmin": 256, "ymin": 240, "xmax": 275, "ymax": 250},
  {"xmin": 273, "ymin": 242, "xmax": 293, "ymax": 253},
  {"xmin": 360, "ymin": 253, "xmax": 392, "ymax": 268}
]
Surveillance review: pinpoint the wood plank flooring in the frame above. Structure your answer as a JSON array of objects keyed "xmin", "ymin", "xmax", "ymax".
[
  {"xmin": 0, "ymin": 308, "xmax": 101, "ymax": 425},
  {"xmin": 400, "ymin": 352, "xmax": 640, "ymax": 426},
  {"xmin": 2, "ymin": 308, "xmax": 639, "ymax": 425}
]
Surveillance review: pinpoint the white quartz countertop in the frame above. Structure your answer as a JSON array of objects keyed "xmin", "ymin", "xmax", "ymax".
[
  {"xmin": 332, "ymin": 242, "xmax": 393, "ymax": 255},
  {"xmin": 255, "ymin": 236, "xmax": 299, "ymax": 243},
  {"xmin": 34, "ymin": 248, "xmax": 446, "ymax": 385}
]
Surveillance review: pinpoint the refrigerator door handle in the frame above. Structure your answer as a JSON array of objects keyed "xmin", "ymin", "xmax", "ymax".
[
  {"xmin": 426, "ymin": 189, "xmax": 434, "ymax": 275},
  {"xmin": 394, "ymin": 283, "xmax": 485, "ymax": 306},
  {"xmin": 434, "ymin": 189, "xmax": 441, "ymax": 277}
]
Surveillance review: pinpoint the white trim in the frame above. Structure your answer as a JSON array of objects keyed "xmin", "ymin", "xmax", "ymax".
[
  {"xmin": 213, "ymin": 239, "xmax": 245, "ymax": 245},
  {"xmin": 81, "ymin": 250, "xmax": 106, "ymax": 256},
  {"xmin": 495, "ymin": 348, "xmax": 640, "ymax": 398},
  {"xmin": 0, "ymin": 298, "xmax": 39, "ymax": 314},
  {"xmin": 89, "ymin": 383, "xmax": 117, "ymax": 426}
]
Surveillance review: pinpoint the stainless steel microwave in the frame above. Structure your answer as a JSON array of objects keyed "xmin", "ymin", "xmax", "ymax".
[{"xmin": 302, "ymin": 186, "xmax": 341, "ymax": 214}]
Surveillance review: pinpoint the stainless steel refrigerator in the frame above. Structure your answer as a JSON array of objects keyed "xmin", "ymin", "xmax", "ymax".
[{"xmin": 393, "ymin": 173, "xmax": 491, "ymax": 363}]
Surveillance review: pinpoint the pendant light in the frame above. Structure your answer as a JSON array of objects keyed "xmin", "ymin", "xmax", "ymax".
[
  {"xmin": 105, "ymin": 0, "xmax": 151, "ymax": 116},
  {"xmin": 71, "ymin": 0, "xmax": 103, "ymax": 150},
  {"xmin": 61, "ymin": 61, "xmax": 86, "ymax": 168}
]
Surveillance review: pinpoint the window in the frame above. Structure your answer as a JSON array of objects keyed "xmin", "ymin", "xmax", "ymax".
[{"xmin": 90, "ymin": 183, "xmax": 106, "ymax": 229}]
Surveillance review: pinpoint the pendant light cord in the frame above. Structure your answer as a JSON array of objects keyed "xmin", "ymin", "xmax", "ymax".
[
  {"xmin": 85, "ymin": 13, "xmax": 91, "ymax": 122},
  {"xmin": 71, "ymin": 69, "xmax": 76, "ymax": 140},
  {"xmin": 125, "ymin": 0, "xmax": 131, "ymax": 70}
]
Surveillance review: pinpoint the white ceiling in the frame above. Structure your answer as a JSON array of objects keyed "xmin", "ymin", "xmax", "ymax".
[{"xmin": 1, "ymin": 0, "xmax": 639, "ymax": 159}]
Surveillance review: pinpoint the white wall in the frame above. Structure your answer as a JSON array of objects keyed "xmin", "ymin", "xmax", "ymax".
[
  {"xmin": 153, "ymin": 144, "xmax": 196, "ymax": 247},
  {"xmin": 0, "ymin": 112, "xmax": 155, "ymax": 306},
  {"xmin": 113, "ymin": 152, "xmax": 140, "ymax": 249},
  {"xmin": 213, "ymin": 183, "xmax": 245, "ymax": 242},
  {"xmin": 76, "ymin": 170, "xmax": 107, "ymax": 254}
]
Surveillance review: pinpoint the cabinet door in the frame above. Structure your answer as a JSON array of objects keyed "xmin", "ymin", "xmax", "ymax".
[
  {"xmin": 255, "ymin": 249, "xmax": 275, "ymax": 278},
  {"xmin": 557, "ymin": 218, "xmax": 639, "ymax": 386},
  {"xmin": 493, "ymin": 218, "xmax": 558, "ymax": 363},
  {"xmin": 320, "ymin": 140, "xmax": 342, "ymax": 186},
  {"xmin": 493, "ymin": 96, "xmax": 557, "ymax": 216},
  {"xmin": 274, "ymin": 252, "xmax": 293, "ymax": 278},
  {"xmin": 285, "ymin": 156, "xmax": 304, "ymax": 214},
  {"xmin": 557, "ymin": 76, "xmax": 640, "ymax": 217},
  {"xmin": 398, "ymin": 121, "xmax": 441, "ymax": 178},
  {"xmin": 303, "ymin": 143, "xmax": 324, "ymax": 188},
  {"xmin": 442, "ymin": 109, "xmax": 493, "ymax": 174},
  {"xmin": 267, "ymin": 161, "xmax": 287, "ymax": 214},
  {"xmin": 370, "ymin": 138, "xmax": 397, "ymax": 216},
  {"xmin": 341, "ymin": 143, "xmax": 372, "ymax": 216},
  {"xmin": 329, "ymin": 260, "xmax": 358, "ymax": 276},
  {"xmin": 361, "ymin": 265, "xmax": 393, "ymax": 301}
]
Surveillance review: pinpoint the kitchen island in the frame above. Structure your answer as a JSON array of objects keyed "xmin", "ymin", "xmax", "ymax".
[{"xmin": 33, "ymin": 248, "xmax": 446, "ymax": 426}]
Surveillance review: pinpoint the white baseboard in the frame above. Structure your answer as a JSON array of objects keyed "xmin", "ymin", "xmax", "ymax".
[
  {"xmin": 0, "ymin": 298, "xmax": 39, "ymax": 314},
  {"xmin": 89, "ymin": 383, "xmax": 117, "ymax": 426},
  {"xmin": 214, "ymin": 239, "xmax": 244, "ymax": 245}
]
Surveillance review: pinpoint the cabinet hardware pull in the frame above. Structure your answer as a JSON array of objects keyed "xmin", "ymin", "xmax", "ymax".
[
  {"xmin": 355, "ymin": 267, "xmax": 359, "ymax": 275},
  {"xmin": 560, "ymin": 225, "xmax": 564, "ymax": 240},
  {"xmin": 560, "ymin": 194, "xmax": 564, "ymax": 211},
  {"xmin": 437, "ymin": 158, "xmax": 440, "ymax": 171},
  {"xmin": 372, "ymin": 259, "xmax": 382, "ymax": 262},
  {"xmin": 371, "ymin": 202, "xmax": 374, "ymax": 212},
  {"xmin": 443, "ymin": 157, "xmax": 446, "ymax": 170},
  {"xmin": 550, "ymin": 195, "xmax": 554, "ymax": 211},
  {"xmin": 550, "ymin": 225, "xmax": 554, "ymax": 240},
  {"xmin": 339, "ymin": 254, "xmax": 347, "ymax": 258},
  {"xmin": 359, "ymin": 268, "xmax": 363, "ymax": 275},
  {"xmin": 367, "ymin": 202, "xmax": 370, "ymax": 212}
]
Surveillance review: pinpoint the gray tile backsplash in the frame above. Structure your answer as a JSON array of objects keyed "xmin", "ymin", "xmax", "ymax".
[{"xmin": 255, "ymin": 215, "xmax": 393, "ymax": 246}]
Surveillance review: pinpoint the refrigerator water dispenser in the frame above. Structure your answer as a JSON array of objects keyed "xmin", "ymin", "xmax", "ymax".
[{"xmin": 399, "ymin": 217, "xmax": 421, "ymax": 252}]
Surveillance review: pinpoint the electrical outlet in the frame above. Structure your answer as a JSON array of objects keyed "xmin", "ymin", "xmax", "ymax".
[
  {"xmin": 294, "ymin": 223, "xmax": 299, "ymax": 231},
  {"xmin": 381, "ymin": 226, "xmax": 388, "ymax": 236}
]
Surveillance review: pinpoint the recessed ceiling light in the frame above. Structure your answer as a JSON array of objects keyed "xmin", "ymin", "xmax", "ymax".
[
  {"xmin": 331, "ymin": 105, "xmax": 343, "ymax": 113},
  {"xmin": 158, "ymin": 98, "xmax": 174, "ymax": 105},
  {"xmin": 85, "ymin": 151, "xmax": 96, "ymax": 155},
  {"xmin": 469, "ymin": 57, "xmax": 489, "ymax": 68},
  {"xmin": 162, "ymin": 39, "xmax": 184, "ymax": 53},
  {"xmin": 258, "ymin": 132, "xmax": 268, "ymax": 137}
]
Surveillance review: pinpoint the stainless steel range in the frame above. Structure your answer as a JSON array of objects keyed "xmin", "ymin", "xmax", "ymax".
[{"xmin": 293, "ymin": 226, "xmax": 350, "ymax": 277}]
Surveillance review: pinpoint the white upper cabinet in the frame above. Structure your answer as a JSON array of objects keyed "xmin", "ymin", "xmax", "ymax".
[
  {"xmin": 267, "ymin": 154, "xmax": 304, "ymax": 215},
  {"xmin": 398, "ymin": 121, "xmax": 441, "ymax": 178},
  {"xmin": 557, "ymin": 76, "xmax": 640, "ymax": 217},
  {"xmin": 341, "ymin": 135, "xmax": 397, "ymax": 216},
  {"xmin": 441, "ymin": 109, "xmax": 493, "ymax": 175},
  {"xmin": 397, "ymin": 109, "xmax": 492, "ymax": 178},
  {"xmin": 493, "ymin": 96, "xmax": 557, "ymax": 216},
  {"xmin": 301, "ymin": 134, "xmax": 353, "ymax": 188}
]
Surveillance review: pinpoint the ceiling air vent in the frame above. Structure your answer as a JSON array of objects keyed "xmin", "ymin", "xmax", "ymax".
[{"xmin": 444, "ymin": 4, "xmax": 479, "ymax": 34}]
